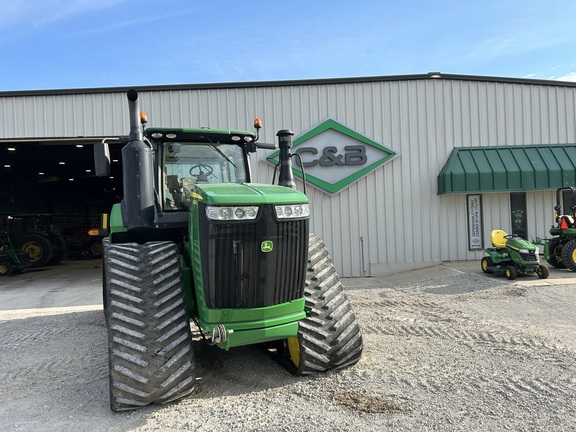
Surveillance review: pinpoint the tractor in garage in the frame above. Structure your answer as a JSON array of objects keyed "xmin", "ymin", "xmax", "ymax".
[
  {"xmin": 0, "ymin": 231, "xmax": 31, "ymax": 275},
  {"xmin": 6, "ymin": 214, "xmax": 66, "ymax": 267},
  {"xmin": 94, "ymin": 89, "xmax": 363, "ymax": 411}
]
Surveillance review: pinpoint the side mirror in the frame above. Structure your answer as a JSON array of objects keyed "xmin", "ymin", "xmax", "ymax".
[
  {"xmin": 255, "ymin": 142, "xmax": 278, "ymax": 150},
  {"xmin": 94, "ymin": 141, "xmax": 111, "ymax": 177}
]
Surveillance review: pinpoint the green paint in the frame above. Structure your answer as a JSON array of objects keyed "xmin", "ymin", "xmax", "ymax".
[
  {"xmin": 194, "ymin": 182, "xmax": 308, "ymax": 205},
  {"xmin": 108, "ymin": 203, "xmax": 127, "ymax": 237},
  {"xmin": 438, "ymin": 145, "xmax": 576, "ymax": 195}
]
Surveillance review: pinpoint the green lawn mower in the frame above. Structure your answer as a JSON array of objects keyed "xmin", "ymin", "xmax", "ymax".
[{"xmin": 481, "ymin": 229, "xmax": 549, "ymax": 280}]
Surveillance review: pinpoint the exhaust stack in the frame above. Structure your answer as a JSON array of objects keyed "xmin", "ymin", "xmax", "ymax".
[
  {"xmin": 276, "ymin": 129, "xmax": 295, "ymax": 189},
  {"xmin": 121, "ymin": 89, "xmax": 156, "ymax": 230}
]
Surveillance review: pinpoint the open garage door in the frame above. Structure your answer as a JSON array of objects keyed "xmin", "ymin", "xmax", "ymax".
[{"xmin": 0, "ymin": 138, "xmax": 123, "ymax": 263}]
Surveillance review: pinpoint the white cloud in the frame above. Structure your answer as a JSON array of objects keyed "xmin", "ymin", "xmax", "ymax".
[{"xmin": 556, "ymin": 72, "xmax": 576, "ymax": 83}]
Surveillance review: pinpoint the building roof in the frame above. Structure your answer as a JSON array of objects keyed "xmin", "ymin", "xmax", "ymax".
[{"xmin": 1, "ymin": 72, "xmax": 576, "ymax": 98}]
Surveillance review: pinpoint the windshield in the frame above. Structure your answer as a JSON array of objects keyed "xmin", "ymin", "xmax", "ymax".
[{"xmin": 162, "ymin": 142, "xmax": 247, "ymax": 211}]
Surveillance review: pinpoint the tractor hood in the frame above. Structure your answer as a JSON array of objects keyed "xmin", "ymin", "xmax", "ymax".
[
  {"xmin": 193, "ymin": 183, "xmax": 308, "ymax": 206},
  {"xmin": 506, "ymin": 236, "xmax": 537, "ymax": 252}
]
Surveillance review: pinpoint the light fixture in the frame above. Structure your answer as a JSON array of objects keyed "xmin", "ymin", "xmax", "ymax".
[
  {"xmin": 59, "ymin": 161, "xmax": 65, "ymax": 165},
  {"xmin": 76, "ymin": 144, "xmax": 84, "ymax": 148},
  {"xmin": 7, "ymin": 147, "xmax": 15, "ymax": 151}
]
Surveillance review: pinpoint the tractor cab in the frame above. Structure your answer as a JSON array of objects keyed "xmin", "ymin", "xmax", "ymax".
[{"xmin": 143, "ymin": 127, "xmax": 254, "ymax": 212}]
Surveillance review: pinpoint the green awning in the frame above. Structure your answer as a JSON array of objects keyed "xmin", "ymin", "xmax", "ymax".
[{"xmin": 437, "ymin": 144, "xmax": 576, "ymax": 194}]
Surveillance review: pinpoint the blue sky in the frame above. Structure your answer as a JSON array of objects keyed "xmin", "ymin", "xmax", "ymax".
[{"xmin": 2, "ymin": 0, "xmax": 576, "ymax": 91}]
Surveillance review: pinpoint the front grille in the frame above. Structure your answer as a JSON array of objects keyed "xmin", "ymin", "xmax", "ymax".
[
  {"xmin": 199, "ymin": 205, "xmax": 309, "ymax": 309},
  {"xmin": 519, "ymin": 251, "xmax": 539, "ymax": 263}
]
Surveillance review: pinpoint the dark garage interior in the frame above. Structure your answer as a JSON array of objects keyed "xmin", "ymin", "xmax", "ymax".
[{"xmin": 0, "ymin": 139, "xmax": 123, "ymax": 267}]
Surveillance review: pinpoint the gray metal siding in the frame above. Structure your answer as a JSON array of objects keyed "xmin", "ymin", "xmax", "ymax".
[{"xmin": 1, "ymin": 78, "xmax": 575, "ymax": 276}]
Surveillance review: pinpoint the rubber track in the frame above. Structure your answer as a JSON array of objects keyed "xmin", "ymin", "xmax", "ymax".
[
  {"xmin": 104, "ymin": 241, "xmax": 195, "ymax": 411},
  {"xmin": 295, "ymin": 234, "xmax": 363, "ymax": 374}
]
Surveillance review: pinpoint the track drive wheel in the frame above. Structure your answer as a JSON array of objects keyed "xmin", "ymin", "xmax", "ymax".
[
  {"xmin": 481, "ymin": 257, "xmax": 494, "ymax": 274},
  {"xmin": 288, "ymin": 234, "xmax": 363, "ymax": 375},
  {"xmin": 15, "ymin": 233, "xmax": 53, "ymax": 267},
  {"xmin": 537, "ymin": 264, "xmax": 549, "ymax": 279},
  {"xmin": 505, "ymin": 266, "xmax": 518, "ymax": 280},
  {"xmin": 561, "ymin": 239, "xmax": 576, "ymax": 271},
  {"xmin": 547, "ymin": 238, "xmax": 565, "ymax": 268},
  {"xmin": 104, "ymin": 241, "xmax": 196, "ymax": 411}
]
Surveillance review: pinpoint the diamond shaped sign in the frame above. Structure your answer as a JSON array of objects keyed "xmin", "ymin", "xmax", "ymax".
[{"xmin": 267, "ymin": 119, "xmax": 397, "ymax": 194}]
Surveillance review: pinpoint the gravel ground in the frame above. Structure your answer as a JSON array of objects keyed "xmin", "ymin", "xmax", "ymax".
[{"xmin": 1, "ymin": 261, "xmax": 576, "ymax": 431}]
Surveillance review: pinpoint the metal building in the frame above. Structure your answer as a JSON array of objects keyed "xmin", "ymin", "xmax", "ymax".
[{"xmin": 1, "ymin": 73, "xmax": 576, "ymax": 276}]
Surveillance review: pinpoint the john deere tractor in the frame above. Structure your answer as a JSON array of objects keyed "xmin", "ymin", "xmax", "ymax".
[
  {"xmin": 546, "ymin": 187, "xmax": 576, "ymax": 271},
  {"xmin": 94, "ymin": 90, "xmax": 363, "ymax": 411}
]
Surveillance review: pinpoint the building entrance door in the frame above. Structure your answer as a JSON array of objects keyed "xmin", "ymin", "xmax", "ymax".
[{"xmin": 510, "ymin": 192, "xmax": 527, "ymax": 239}]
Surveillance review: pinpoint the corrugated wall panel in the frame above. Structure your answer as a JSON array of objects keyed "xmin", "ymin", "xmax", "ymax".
[{"xmin": 2, "ymin": 79, "xmax": 576, "ymax": 275}]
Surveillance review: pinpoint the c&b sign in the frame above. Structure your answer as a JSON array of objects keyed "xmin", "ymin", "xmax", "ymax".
[{"xmin": 267, "ymin": 119, "xmax": 397, "ymax": 195}]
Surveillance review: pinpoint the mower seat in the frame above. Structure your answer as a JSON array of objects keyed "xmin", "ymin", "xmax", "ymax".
[{"xmin": 490, "ymin": 229, "xmax": 508, "ymax": 249}]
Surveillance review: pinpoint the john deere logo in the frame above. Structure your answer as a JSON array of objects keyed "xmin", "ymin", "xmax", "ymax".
[
  {"xmin": 261, "ymin": 240, "xmax": 273, "ymax": 253},
  {"xmin": 267, "ymin": 119, "xmax": 397, "ymax": 195}
]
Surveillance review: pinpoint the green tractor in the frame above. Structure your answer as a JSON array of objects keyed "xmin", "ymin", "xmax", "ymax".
[
  {"xmin": 546, "ymin": 187, "xmax": 576, "ymax": 271},
  {"xmin": 94, "ymin": 90, "xmax": 363, "ymax": 411},
  {"xmin": 0, "ymin": 231, "xmax": 31, "ymax": 275},
  {"xmin": 481, "ymin": 229, "xmax": 549, "ymax": 280},
  {"xmin": 7, "ymin": 214, "xmax": 66, "ymax": 267}
]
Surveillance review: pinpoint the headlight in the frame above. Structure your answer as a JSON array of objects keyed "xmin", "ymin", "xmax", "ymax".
[
  {"xmin": 274, "ymin": 204, "xmax": 310, "ymax": 219},
  {"xmin": 519, "ymin": 248, "xmax": 530, "ymax": 254},
  {"xmin": 206, "ymin": 205, "xmax": 259, "ymax": 221}
]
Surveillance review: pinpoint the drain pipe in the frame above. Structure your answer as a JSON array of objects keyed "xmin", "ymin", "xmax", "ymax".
[{"xmin": 360, "ymin": 236, "xmax": 367, "ymax": 277}]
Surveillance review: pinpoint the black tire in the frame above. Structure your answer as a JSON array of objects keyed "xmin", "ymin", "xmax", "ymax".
[
  {"xmin": 90, "ymin": 239, "xmax": 103, "ymax": 258},
  {"xmin": 562, "ymin": 239, "xmax": 576, "ymax": 271},
  {"xmin": 537, "ymin": 264, "xmax": 549, "ymax": 279},
  {"xmin": 505, "ymin": 266, "xmax": 518, "ymax": 280},
  {"xmin": 547, "ymin": 238, "xmax": 565, "ymax": 268},
  {"xmin": 287, "ymin": 234, "xmax": 363, "ymax": 375},
  {"xmin": 48, "ymin": 234, "xmax": 67, "ymax": 264},
  {"xmin": 481, "ymin": 256, "xmax": 494, "ymax": 274},
  {"xmin": 0, "ymin": 261, "xmax": 13, "ymax": 275},
  {"xmin": 15, "ymin": 233, "xmax": 53, "ymax": 267},
  {"xmin": 102, "ymin": 238, "xmax": 109, "ymax": 317},
  {"xmin": 104, "ymin": 241, "xmax": 196, "ymax": 411}
]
